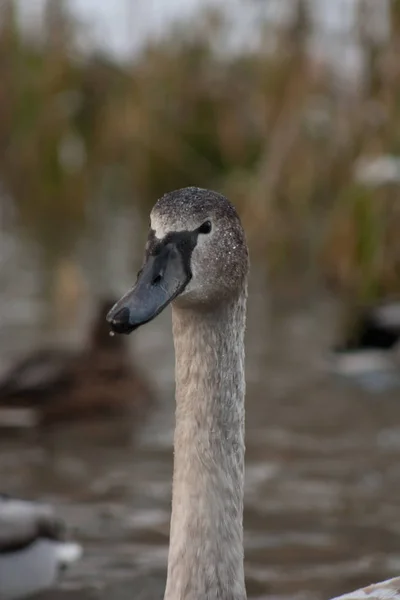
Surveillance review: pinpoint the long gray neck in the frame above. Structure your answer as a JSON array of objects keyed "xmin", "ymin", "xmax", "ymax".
[{"xmin": 164, "ymin": 290, "xmax": 247, "ymax": 600}]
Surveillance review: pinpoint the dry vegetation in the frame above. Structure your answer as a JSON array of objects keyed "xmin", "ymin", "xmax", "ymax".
[{"xmin": 1, "ymin": 0, "xmax": 400, "ymax": 307}]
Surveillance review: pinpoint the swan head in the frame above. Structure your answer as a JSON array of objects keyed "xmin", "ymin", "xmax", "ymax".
[{"xmin": 107, "ymin": 187, "xmax": 248, "ymax": 334}]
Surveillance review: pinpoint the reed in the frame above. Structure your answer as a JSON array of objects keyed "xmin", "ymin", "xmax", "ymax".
[{"xmin": 0, "ymin": 0, "xmax": 399, "ymax": 306}]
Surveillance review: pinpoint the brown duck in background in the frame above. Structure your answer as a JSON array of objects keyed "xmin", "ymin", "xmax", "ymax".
[{"xmin": 0, "ymin": 298, "xmax": 153, "ymax": 427}]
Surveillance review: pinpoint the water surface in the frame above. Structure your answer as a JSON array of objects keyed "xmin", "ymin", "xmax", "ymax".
[{"xmin": 1, "ymin": 218, "xmax": 400, "ymax": 600}]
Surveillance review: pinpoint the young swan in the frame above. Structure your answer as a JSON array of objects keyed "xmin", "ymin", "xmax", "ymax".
[
  {"xmin": 108, "ymin": 187, "xmax": 248, "ymax": 600},
  {"xmin": 108, "ymin": 187, "xmax": 399, "ymax": 600}
]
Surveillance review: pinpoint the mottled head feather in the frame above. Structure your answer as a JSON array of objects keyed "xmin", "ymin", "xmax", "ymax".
[
  {"xmin": 150, "ymin": 187, "xmax": 249, "ymax": 306},
  {"xmin": 151, "ymin": 187, "xmax": 240, "ymax": 233}
]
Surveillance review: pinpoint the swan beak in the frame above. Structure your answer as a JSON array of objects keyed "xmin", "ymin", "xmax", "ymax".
[{"xmin": 106, "ymin": 243, "xmax": 190, "ymax": 334}]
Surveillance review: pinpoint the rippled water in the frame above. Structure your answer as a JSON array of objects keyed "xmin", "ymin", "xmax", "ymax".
[{"xmin": 1, "ymin": 215, "xmax": 400, "ymax": 600}]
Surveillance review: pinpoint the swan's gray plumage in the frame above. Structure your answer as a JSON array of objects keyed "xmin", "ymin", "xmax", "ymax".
[
  {"xmin": 0, "ymin": 495, "xmax": 82, "ymax": 600},
  {"xmin": 109, "ymin": 187, "xmax": 248, "ymax": 599},
  {"xmin": 167, "ymin": 297, "xmax": 247, "ymax": 600},
  {"xmin": 150, "ymin": 188, "xmax": 249, "ymax": 599},
  {"xmin": 152, "ymin": 186, "xmax": 248, "ymax": 306},
  {"xmin": 108, "ymin": 187, "xmax": 400, "ymax": 600}
]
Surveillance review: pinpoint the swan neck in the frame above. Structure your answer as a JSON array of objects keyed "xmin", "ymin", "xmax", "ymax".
[{"xmin": 164, "ymin": 292, "xmax": 247, "ymax": 600}]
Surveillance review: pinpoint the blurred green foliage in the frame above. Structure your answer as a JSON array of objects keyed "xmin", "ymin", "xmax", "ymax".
[{"xmin": 0, "ymin": 0, "xmax": 400, "ymax": 306}]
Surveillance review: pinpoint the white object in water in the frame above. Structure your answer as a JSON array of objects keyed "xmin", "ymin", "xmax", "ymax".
[
  {"xmin": 0, "ymin": 495, "xmax": 82, "ymax": 600},
  {"xmin": 332, "ymin": 576, "xmax": 400, "ymax": 599}
]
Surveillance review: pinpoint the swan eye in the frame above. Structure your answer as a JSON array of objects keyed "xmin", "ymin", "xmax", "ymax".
[{"xmin": 198, "ymin": 220, "xmax": 212, "ymax": 234}]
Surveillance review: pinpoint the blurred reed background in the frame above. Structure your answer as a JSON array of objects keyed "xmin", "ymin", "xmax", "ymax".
[
  {"xmin": 1, "ymin": 1, "xmax": 400, "ymax": 599},
  {"xmin": 1, "ymin": 0, "xmax": 399, "ymax": 311}
]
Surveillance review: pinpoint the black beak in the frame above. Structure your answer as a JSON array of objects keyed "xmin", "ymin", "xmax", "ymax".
[{"xmin": 106, "ymin": 242, "xmax": 191, "ymax": 334}]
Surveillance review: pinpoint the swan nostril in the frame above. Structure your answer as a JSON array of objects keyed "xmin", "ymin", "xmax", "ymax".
[{"xmin": 152, "ymin": 273, "xmax": 163, "ymax": 285}]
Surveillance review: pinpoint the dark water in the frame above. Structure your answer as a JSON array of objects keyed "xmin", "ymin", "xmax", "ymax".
[{"xmin": 1, "ymin": 215, "xmax": 400, "ymax": 600}]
